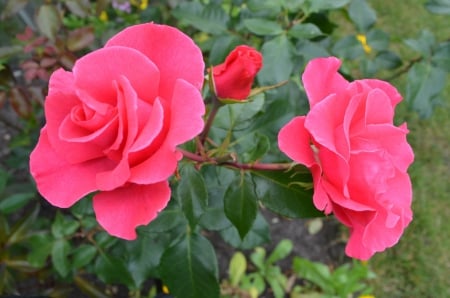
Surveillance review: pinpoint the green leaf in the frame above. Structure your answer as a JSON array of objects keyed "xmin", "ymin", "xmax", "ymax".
[
  {"xmin": 146, "ymin": 208, "xmax": 187, "ymax": 233},
  {"xmin": 240, "ymin": 132, "xmax": 270, "ymax": 163},
  {"xmin": 160, "ymin": 233, "xmax": 219, "ymax": 298},
  {"xmin": 425, "ymin": 0, "xmax": 450, "ymax": 14},
  {"xmin": 51, "ymin": 239, "xmax": 71, "ymax": 278},
  {"xmin": 125, "ymin": 233, "xmax": 172, "ymax": 288},
  {"xmin": 366, "ymin": 28, "xmax": 390, "ymax": 51},
  {"xmin": 95, "ymin": 253, "xmax": 134, "ymax": 287},
  {"xmin": 288, "ymin": 23, "xmax": 323, "ymax": 39},
  {"xmin": 243, "ymin": 18, "xmax": 284, "ymax": 36},
  {"xmin": 27, "ymin": 233, "xmax": 52, "ymax": 268},
  {"xmin": 199, "ymin": 207, "xmax": 231, "ymax": 231},
  {"xmin": 72, "ymin": 244, "xmax": 97, "ymax": 269},
  {"xmin": 293, "ymin": 257, "xmax": 332, "ymax": 293},
  {"xmin": 229, "ymin": 252, "xmax": 247, "ymax": 286},
  {"xmin": 220, "ymin": 212, "xmax": 270, "ymax": 249},
  {"xmin": 431, "ymin": 41, "xmax": 450, "ymax": 71},
  {"xmin": 0, "ymin": 168, "xmax": 8, "ymax": 193},
  {"xmin": 267, "ymin": 239, "xmax": 293, "ymax": 264},
  {"xmin": 224, "ymin": 174, "xmax": 258, "ymax": 239},
  {"xmin": 36, "ymin": 4, "xmax": 62, "ymax": 41},
  {"xmin": 172, "ymin": 2, "xmax": 228, "ymax": 34},
  {"xmin": 406, "ymin": 62, "xmax": 447, "ymax": 118},
  {"xmin": 246, "ymin": 0, "xmax": 283, "ymax": 16},
  {"xmin": 251, "ymin": 167, "xmax": 323, "ymax": 218},
  {"xmin": 348, "ymin": 0, "xmax": 377, "ymax": 32},
  {"xmin": 0, "ymin": 192, "xmax": 35, "ymax": 214},
  {"xmin": 209, "ymin": 35, "xmax": 242, "ymax": 65},
  {"xmin": 332, "ymin": 35, "xmax": 364, "ymax": 59},
  {"xmin": 51, "ymin": 212, "xmax": 80, "ymax": 238},
  {"xmin": 374, "ymin": 50, "xmax": 402, "ymax": 70},
  {"xmin": 6, "ymin": 204, "xmax": 39, "ymax": 245},
  {"xmin": 258, "ymin": 35, "xmax": 295, "ymax": 85},
  {"xmin": 178, "ymin": 166, "xmax": 208, "ymax": 228},
  {"xmin": 404, "ymin": 30, "xmax": 435, "ymax": 58},
  {"xmin": 305, "ymin": 0, "xmax": 351, "ymax": 14}
]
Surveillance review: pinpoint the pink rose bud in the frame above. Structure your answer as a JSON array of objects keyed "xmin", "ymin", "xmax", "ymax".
[
  {"xmin": 278, "ymin": 57, "xmax": 414, "ymax": 260},
  {"xmin": 29, "ymin": 23, "xmax": 205, "ymax": 240},
  {"xmin": 212, "ymin": 45, "xmax": 263, "ymax": 100}
]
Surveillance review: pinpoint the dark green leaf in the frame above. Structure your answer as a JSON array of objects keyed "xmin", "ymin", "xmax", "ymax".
[
  {"xmin": 0, "ymin": 169, "xmax": 8, "ymax": 193},
  {"xmin": 51, "ymin": 239, "xmax": 71, "ymax": 278},
  {"xmin": 241, "ymin": 132, "xmax": 270, "ymax": 163},
  {"xmin": 160, "ymin": 233, "xmax": 219, "ymax": 298},
  {"xmin": 251, "ymin": 167, "xmax": 323, "ymax": 218},
  {"xmin": 72, "ymin": 244, "xmax": 97, "ymax": 269},
  {"xmin": 146, "ymin": 208, "xmax": 187, "ymax": 233},
  {"xmin": 199, "ymin": 207, "xmax": 232, "ymax": 231},
  {"xmin": 27, "ymin": 233, "xmax": 52, "ymax": 268},
  {"xmin": 431, "ymin": 41, "xmax": 450, "ymax": 71},
  {"xmin": 348, "ymin": 0, "xmax": 377, "ymax": 32},
  {"xmin": 288, "ymin": 23, "xmax": 323, "ymax": 39},
  {"xmin": 125, "ymin": 233, "xmax": 172, "ymax": 287},
  {"xmin": 246, "ymin": 0, "xmax": 283, "ymax": 16},
  {"xmin": 258, "ymin": 35, "xmax": 294, "ymax": 85},
  {"xmin": 95, "ymin": 253, "xmax": 134, "ymax": 287},
  {"xmin": 406, "ymin": 62, "xmax": 446, "ymax": 118},
  {"xmin": 425, "ymin": 0, "xmax": 450, "ymax": 14},
  {"xmin": 70, "ymin": 195, "xmax": 94, "ymax": 218},
  {"xmin": 178, "ymin": 165, "xmax": 208, "ymax": 228},
  {"xmin": 51, "ymin": 212, "xmax": 80, "ymax": 238},
  {"xmin": 220, "ymin": 211, "xmax": 270, "ymax": 249},
  {"xmin": 374, "ymin": 50, "xmax": 402, "ymax": 70},
  {"xmin": 243, "ymin": 18, "xmax": 284, "ymax": 36},
  {"xmin": 0, "ymin": 192, "xmax": 35, "ymax": 214},
  {"xmin": 224, "ymin": 174, "xmax": 258, "ymax": 239}
]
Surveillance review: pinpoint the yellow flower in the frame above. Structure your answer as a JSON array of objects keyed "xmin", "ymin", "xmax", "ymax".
[
  {"xmin": 356, "ymin": 34, "xmax": 372, "ymax": 54},
  {"xmin": 130, "ymin": 0, "xmax": 148, "ymax": 10},
  {"xmin": 99, "ymin": 11, "xmax": 108, "ymax": 22},
  {"xmin": 162, "ymin": 285, "xmax": 169, "ymax": 294},
  {"xmin": 359, "ymin": 295, "xmax": 375, "ymax": 298}
]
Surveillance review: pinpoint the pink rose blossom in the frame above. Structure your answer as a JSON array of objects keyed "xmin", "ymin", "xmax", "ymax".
[
  {"xmin": 30, "ymin": 23, "xmax": 205, "ymax": 240},
  {"xmin": 278, "ymin": 57, "xmax": 414, "ymax": 260}
]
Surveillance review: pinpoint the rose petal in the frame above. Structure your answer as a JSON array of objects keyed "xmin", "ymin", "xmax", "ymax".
[
  {"xmin": 166, "ymin": 79, "xmax": 205, "ymax": 147},
  {"xmin": 364, "ymin": 87, "xmax": 394, "ymax": 125},
  {"xmin": 30, "ymin": 128, "xmax": 114, "ymax": 208},
  {"xmin": 302, "ymin": 57, "xmax": 348, "ymax": 108},
  {"xmin": 129, "ymin": 142, "xmax": 179, "ymax": 184},
  {"xmin": 105, "ymin": 23, "xmax": 204, "ymax": 99},
  {"xmin": 278, "ymin": 116, "xmax": 316, "ymax": 167},
  {"xmin": 93, "ymin": 182, "xmax": 170, "ymax": 240},
  {"xmin": 73, "ymin": 46, "xmax": 160, "ymax": 105},
  {"xmin": 360, "ymin": 79, "xmax": 403, "ymax": 108}
]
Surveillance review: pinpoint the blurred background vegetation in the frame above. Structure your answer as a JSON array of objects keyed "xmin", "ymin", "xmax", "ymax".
[{"xmin": 0, "ymin": 0, "xmax": 449, "ymax": 297}]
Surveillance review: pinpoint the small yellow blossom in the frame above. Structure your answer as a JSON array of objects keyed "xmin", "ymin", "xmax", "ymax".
[
  {"xmin": 359, "ymin": 295, "xmax": 375, "ymax": 298},
  {"xmin": 162, "ymin": 285, "xmax": 169, "ymax": 294},
  {"xmin": 356, "ymin": 34, "xmax": 372, "ymax": 54},
  {"xmin": 131, "ymin": 0, "xmax": 148, "ymax": 10},
  {"xmin": 99, "ymin": 11, "xmax": 108, "ymax": 22}
]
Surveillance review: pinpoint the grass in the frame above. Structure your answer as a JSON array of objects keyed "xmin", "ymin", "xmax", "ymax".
[{"xmin": 362, "ymin": 1, "xmax": 450, "ymax": 297}]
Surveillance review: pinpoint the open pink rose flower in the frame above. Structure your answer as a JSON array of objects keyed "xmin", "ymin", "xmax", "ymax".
[
  {"xmin": 29, "ymin": 23, "xmax": 205, "ymax": 240},
  {"xmin": 278, "ymin": 57, "xmax": 414, "ymax": 260}
]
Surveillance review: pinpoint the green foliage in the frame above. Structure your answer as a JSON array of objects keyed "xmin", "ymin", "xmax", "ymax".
[{"xmin": 0, "ymin": 0, "xmax": 448, "ymax": 297}]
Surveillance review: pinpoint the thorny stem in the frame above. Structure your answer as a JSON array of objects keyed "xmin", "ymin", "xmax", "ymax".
[
  {"xmin": 178, "ymin": 148, "xmax": 292, "ymax": 172},
  {"xmin": 199, "ymin": 95, "xmax": 222, "ymax": 145}
]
